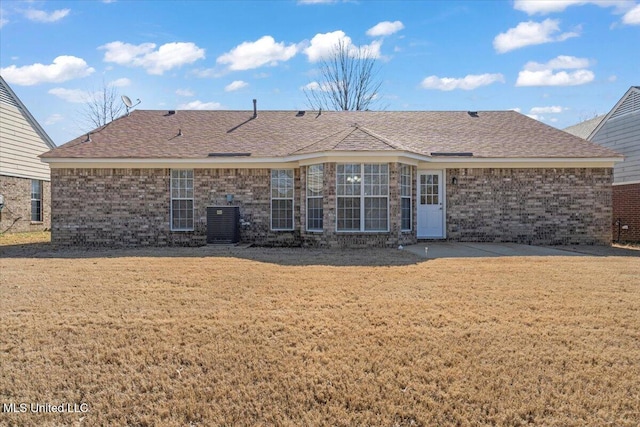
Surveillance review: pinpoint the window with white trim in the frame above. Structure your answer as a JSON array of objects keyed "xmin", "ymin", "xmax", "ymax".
[
  {"xmin": 400, "ymin": 164, "xmax": 412, "ymax": 231},
  {"xmin": 306, "ymin": 164, "xmax": 323, "ymax": 231},
  {"xmin": 271, "ymin": 169, "xmax": 294, "ymax": 230},
  {"xmin": 31, "ymin": 180, "xmax": 42, "ymax": 222},
  {"xmin": 337, "ymin": 164, "xmax": 388, "ymax": 232},
  {"xmin": 170, "ymin": 169, "xmax": 194, "ymax": 231}
]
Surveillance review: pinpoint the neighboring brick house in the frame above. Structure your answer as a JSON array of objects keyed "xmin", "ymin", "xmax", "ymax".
[
  {"xmin": 41, "ymin": 107, "xmax": 621, "ymax": 247},
  {"xmin": 565, "ymin": 86, "xmax": 640, "ymax": 243},
  {"xmin": 0, "ymin": 76, "xmax": 55, "ymax": 233}
]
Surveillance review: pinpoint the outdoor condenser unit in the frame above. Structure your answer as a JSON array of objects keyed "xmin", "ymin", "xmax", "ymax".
[{"xmin": 206, "ymin": 206, "xmax": 240, "ymax": 244}]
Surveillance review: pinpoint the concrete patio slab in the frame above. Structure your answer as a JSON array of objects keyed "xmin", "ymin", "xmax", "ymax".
[{"xmin": 404, "ymin": 242, "xmax": 585, "ymax": 259}]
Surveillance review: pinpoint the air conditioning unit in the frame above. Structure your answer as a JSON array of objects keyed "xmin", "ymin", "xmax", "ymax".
[{"xmin": 206, "ymin": 206, "xmax": 240, "ymax": 244}]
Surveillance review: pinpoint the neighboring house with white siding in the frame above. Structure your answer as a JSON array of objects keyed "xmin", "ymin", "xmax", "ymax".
[
  {"xmin": 0, "ymin": 75, "xmax": 56, "ymax": 233},
  {"xmin": 565, "ymin": 86, "xmax": 640, "ymax": 242}
]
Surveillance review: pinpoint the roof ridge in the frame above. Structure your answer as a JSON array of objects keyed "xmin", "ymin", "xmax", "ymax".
[
  {"xmin": 291, "ymin": 126, "xmax": 355, "ymax": 154},
  {"xmin": 354, "ymin": 125, "xmax": 410, "ymax": 151}
]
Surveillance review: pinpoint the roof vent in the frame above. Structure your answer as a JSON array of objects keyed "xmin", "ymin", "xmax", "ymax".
[
  {"xmin": 468, "ymin": 111, "xmax": 479, "ymax": 117},
  {"xmin": 296, "ymin": 111, "xmax": 305, "ymax": 117},
  {"xmin": 167, "ymin": 110, "xmax": 176, "ymax": 115},
  {"xmin": 430, "ymin": 152, "xmax": 473, "ymax": 157},
  {"xmin": 208, "ymin": 153, "xmax": 252, "ymax": 157},
  {"xmin": 253, "ymin": 99, "xmax": 257, "ymax": 118},
  {"xmin": 84, "ymin": 133, "xmax": 91, "ymax": 143}
]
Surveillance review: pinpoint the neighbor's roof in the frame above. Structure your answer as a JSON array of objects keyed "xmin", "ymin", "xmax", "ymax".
[
  {"xmin": 563, "ymin": 115, "xmax": 606, "ymax": 140},
  {"xmin": 42, "ymin": 109, "xmax": 621, "ymax": 160}
]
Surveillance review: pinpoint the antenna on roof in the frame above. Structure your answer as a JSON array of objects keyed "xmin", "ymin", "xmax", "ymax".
[{"xmin": 121, "ymin": 95, "xmax": 141, "ymax": 116}]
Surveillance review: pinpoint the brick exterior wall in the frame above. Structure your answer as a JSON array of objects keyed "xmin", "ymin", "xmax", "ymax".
[
  {"xmin": 446, "ymin": 168, "xmax": 613, "ymax": 245},
  {"xmin": 612, "ymin": 183, "xmax": 640, "ymax": 242},
  {"xmin": 50, "ymin": 165, "xmax": 613, "ymax": 247},
  {"xmin": 0, "ymin": 175, "xmax": 51, "ymax": 233}
]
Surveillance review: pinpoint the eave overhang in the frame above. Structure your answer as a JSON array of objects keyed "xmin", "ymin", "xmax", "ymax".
[{"xmin": 41, "ymin": 150, "xmax": 622, "ymax": 169}]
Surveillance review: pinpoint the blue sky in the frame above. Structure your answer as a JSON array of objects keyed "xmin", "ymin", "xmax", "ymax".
[{"xmin": 1, "ymin": 0, "xmax": 639, "ymax": 146}]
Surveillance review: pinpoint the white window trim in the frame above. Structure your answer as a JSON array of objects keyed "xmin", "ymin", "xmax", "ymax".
[
  {"xmin": 31, "ymin": 179, "xmax": 43, "ymax": 223},
  {"xmin": 336, "ymin": 163, "xmax": 390, "ymax": 233},
  {"xmin": 306, "ymin": 164, "xmax": 323, "ymax": 232},
  {"xmin": 271, "ymin": 169, "xmax": 295, "ymax": 231},
  {"xmin": 170, "ymin": 169, "xmax": 195, "ymax": 232},
  {"xmin": 400, "ymin": 164, "xmax": 412, "ymax": 232}
]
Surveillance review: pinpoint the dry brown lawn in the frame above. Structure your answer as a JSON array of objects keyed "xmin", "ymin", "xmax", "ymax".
[{"xmin": 1, "ymin": 233, "xmax": 639, "ymax": 426}]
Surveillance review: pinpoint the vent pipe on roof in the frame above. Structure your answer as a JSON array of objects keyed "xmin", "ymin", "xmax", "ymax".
[{"xmin": 253, "ymin": 99, "xmax": 257, "ymax": 118}]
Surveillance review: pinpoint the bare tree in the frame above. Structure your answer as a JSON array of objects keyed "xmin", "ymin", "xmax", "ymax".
[
  {"xmin": 304, "ymin": 40, "xmax": 382, "ymax": 111},
  {"xmin": 83, "ymin": 80, "xmax": 125, "ymax": 129}
]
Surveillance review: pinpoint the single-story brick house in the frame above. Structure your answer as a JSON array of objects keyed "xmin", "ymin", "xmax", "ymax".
[
  {"xmin": 565, "ymin": 86, "xmax": 639, "ymax": 243},
  {"xmin": 40, "ymin": 107, "xmax": 621, "ymax": 247}
]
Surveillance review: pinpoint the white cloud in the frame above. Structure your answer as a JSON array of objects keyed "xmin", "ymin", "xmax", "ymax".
[
  {"xmin": 529, "ymin": 106, "xmax": 567, "ymax": 114},
  {"xmin": 0, "ymin": 8, "xmax": 8, "ymax": 28},
  {"xmin": 516, "ymin": 55, "xmax": 594, "ymax": 86},
  {"xmin": 178, "ymin": 100, "xmax": 223, "ymax": 110},
  {"xmin": 109, "ymin": 77, "xmax": 131, "ymax": 87},
  {"xmin": 1, "ymin": 56, "xmax": 95, "ymax": 86},
  {"xmin": 302, "ymin": 81, "xmax": 334, "ymax": 92},
  {"xmin": 608, "ymin": 75, "xmax": 618, "ymax": 82},
  {"xmin": 48, "ymin": 88, "xmax": 91, "ymax": 103},
  {"xmin": 303, "ymin": 30, "xmax": 382, "ymax": 62},
  {"xmin": 493, "ymin": 19, "xmax": 579, "ymax": 53},
  {"xmin": 623, "ymin": 4, "xmax": 640, "ymax": 24},
  {"xmin": 217, "ymin": 36, "xmax": 298, "ymax": 71},
  {"xmin": 24, "ymin": 8, "xmax": 70, "ymax": 23},
  {"xmin": 366, "ymin": 21, "xmax": 404, "ymax": 37},
  {"xmin": 512, "ymin": 107, "xmax": 522, "ymax": 113},
  {"xmin": 190, "ymin": 67, "xmax": 225, "ymax": 78},
  {"xmin": 45, "ymin": 114, "xmax": 64, "ymax": 125},
  {"xmin": 100, "ymin": 41, "xmax": 205, "ymax": 75},
  {"xmin": 514, "ymin": 0, "xmax": 631, "ymax": 15},
  {"xmin": 420, "ymin": 73, "xmax": 505, "ymax": 91},
  {"xmin": 523, "ymin": 55, "xmax": 590, "ymax": 71},
  {"xmin": 175, "ymin": 88, "xmax": 194, "ymax": 97},
  {"xmin": 224, "ymin": 80, "xmax": 248, "ymax": 92},
  {"xmin": 527, "ymin": 114, "xmax": 543, "ymax": 121},
  {"xmin": 517, "ymin": 69, "xmax": 595, "ymax": 86},
  {"xmin": 303, "ymin": 82, "xmax": 321, "ymax": 91}
]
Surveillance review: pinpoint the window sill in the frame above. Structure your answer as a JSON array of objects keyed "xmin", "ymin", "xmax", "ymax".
[
  {"xmin": 336, "ymin": 230, "xmax": 390, "ymax": 234},
  {"xmin": 30, "ymin": 221, "xmax": 44, "ymax": 225},
  {"xmin": 271, "ymin": 229, "xmax": 295, "ymax": 232},
  {"xmin": 306, "ymin": 229, "xmax": 323, "ymax": 233},
  {"xmin": 171, "ymin": 229, "xmax": 194, "ymax": 232}
]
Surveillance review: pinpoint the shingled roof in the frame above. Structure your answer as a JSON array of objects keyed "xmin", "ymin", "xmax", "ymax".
[{"xmin": 42, "ymin": 110, "xmax": 621, "ymax": 160}]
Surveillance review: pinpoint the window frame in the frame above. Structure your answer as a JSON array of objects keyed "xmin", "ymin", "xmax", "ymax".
[
  {"xmin": 306, "ymin": 164, "xmax": 323, "ymax": 232},
  {"xmin": 270, "ymin": 169, "xmax": 295, "ymax": 231},
  {"xmin": 400, "ymin": 164, "xmax": 412, "ymax": 231},
  {"xmin": 336, "ymin": 163, "xmax": 389, "ymax": 233},
  {"xmin": 170, "ymin": 169, "xmax": 195, "ymax": 232},
  {"xmin": 30, "ymin": 179, "xmax": 43, "ymax": 222}
]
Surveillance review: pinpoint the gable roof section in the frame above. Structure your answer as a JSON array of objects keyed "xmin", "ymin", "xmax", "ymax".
[
  {"xmin": 588, "ymin": 86, "xmax": 640, "ymax": 140},
  {"xmin": 0, "ymin": 76, "xmax": 55, "ymax": 149},
  {"xmin": 563, "ymin": 115, "xmax": 605, "ymax": 139},
  {"xmin": 41, "ymin": 109, "xmax": 620, "ymax": 161}
]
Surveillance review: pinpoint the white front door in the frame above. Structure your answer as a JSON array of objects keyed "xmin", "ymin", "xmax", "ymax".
[{"xmin": 417, "ymin": 171, "xmax": 445, "ymax": 238}]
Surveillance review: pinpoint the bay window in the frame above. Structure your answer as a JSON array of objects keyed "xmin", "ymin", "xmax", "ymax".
[{"xmin": 337, "ymin": 164, "xmax": 388, "ymax": 232}]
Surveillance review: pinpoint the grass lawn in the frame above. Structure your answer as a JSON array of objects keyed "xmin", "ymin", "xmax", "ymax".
[{"xmin": 1, "ymin": 233, "xmax": 639, "ymax": 426}]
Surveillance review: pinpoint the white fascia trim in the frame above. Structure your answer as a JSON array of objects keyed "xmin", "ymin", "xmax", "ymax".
[
  {"xmin": 613, "ymin": 179, "xmax": 640, "ymax": 186},
  {"xmin": 41, "ymin": 152, "xmax": 621, "ymax": 169}
]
